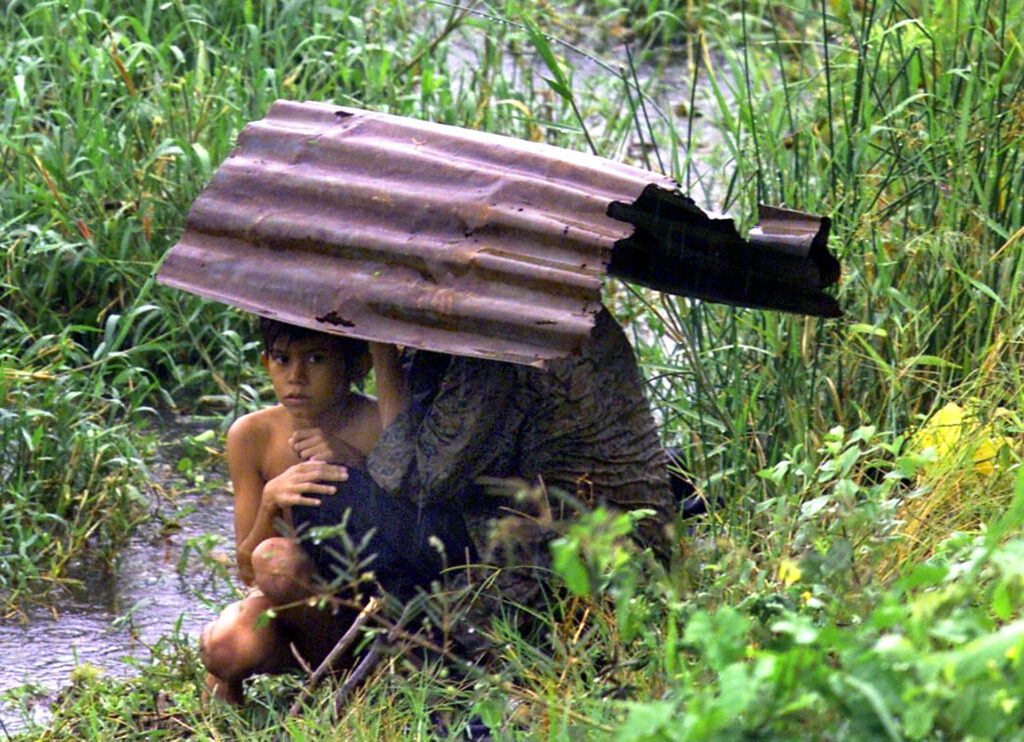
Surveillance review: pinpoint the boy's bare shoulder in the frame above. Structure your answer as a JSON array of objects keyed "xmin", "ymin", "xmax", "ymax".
[{"xmin": 227, "ymin": 405, "xmax": 289, "ymax": 448}]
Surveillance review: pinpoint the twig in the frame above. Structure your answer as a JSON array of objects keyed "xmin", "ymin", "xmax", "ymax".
[
  {"xmin": 330, "ymin": 600, "xmax": 421, "ymax": 717},
  {"xmin": 288, "ymin": 641, "xmax": 314, "ymax": 676},
  {"xmin": 286, "ymin": 597, "xmax": 379, "ymax": 718},
  {"xmin": 332, "ymin": 639, "xmax": 385, "ymax": 717}
]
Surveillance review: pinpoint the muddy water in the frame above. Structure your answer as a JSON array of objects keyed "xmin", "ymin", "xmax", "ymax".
[{"xmin": 0, "ymin": 419, "xmax": 237, "ymax": 732}]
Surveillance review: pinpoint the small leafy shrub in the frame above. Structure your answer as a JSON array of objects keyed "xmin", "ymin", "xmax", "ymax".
[{"xmin": 547, "ymin": 436, "xmax": 1024, "ymax": 740}]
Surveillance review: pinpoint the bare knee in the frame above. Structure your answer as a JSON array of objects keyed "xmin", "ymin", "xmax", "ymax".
[
  {"xmin": 200, "ymin": 594, "xmax": 281, "ymax": 683},
  {"xmin": 252, "ymin": 537, "xmax": 315, "ymax": 603}
]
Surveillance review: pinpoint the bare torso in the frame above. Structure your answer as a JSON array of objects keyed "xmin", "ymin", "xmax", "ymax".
[{"xmin": 227, "ymin": 393, "xmax": 380, "ymax": 583}]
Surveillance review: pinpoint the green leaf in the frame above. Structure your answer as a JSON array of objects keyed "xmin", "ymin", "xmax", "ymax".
[
  {"xmin": 823, "ymin": 538, "xmax": 853, "ymax": 574},
  {"xmin": 191, "ymin": 142, "xmax": 212, "ymax": 179},
  {"xmin": 902, "ymin": 354, "xmax": 961, "ymax": 369},
  {"xmin": 896, "ymin": 562, "xmax": 949, "ymax": 592},
  {"xmin": 615, "ymin": 700, "xmax": 676, "ymax": 742},
  {"xmin": 684, "ymin": 607, "xmax": 749, "ymax": 671},
  {"xmin": 541, "ymin": 75, "xmax": 572, "ymax": 100},
  {"xmin": 950, "ymin": 264, "xmax": 1006, "ymax": 310},
  {"xmin": 836, "ymin": 443, "xmax": 862, "ymax": 476},
  {"xmin": 664, "ymin": 612, "xmax": 679, "ymax": 677},
  {"xmin": 801, "ymin": 495, "xmax": 831, "ymax": 518},
  {"xmin": 102, "ymin": 313, "xmax": 121, "ymax": 352},
  {"xmin": 521, "ymin": 15, "xmax": 568, "ymax": 92},
  {"xmin": 987, "ymin": 467, "xmax": 1024, "ymax": 547},
  {"xmin": 840, "ymin": 674, "xmax": 903, "ymax": 742},
  {"xmin": 30, "ymin": 423, "xmax": 45, "ymax": 451},
  {"xmin": 550, "ymin": 539, "xmax": 591, "ymax": 596},
  {"xmin": 991, "ymin": 580, "xmax": 1012, "ymax": 621},
  {"xmin": 903, "ymin": 699, "xmax": 938, "ymax": 740},
  {"xmin": 849, "ymin": 323, "xmax": 889, "ymax": 337},
  {"xmin": 715, "ymin": 662, "xmax": 760, "ymax": 721},
  {"xmin": 931, "ymin": 619, "xmax": 1024, "ymax": 682}
]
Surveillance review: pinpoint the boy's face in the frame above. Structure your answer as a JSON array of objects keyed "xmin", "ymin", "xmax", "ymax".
[{"xmin": 262, "ymin": 334, "xmax": 350, "ymax": 423}]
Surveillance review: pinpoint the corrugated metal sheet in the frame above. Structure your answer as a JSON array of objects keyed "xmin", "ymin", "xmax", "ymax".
[{"xmin": 157, "ymin": 100, "xmax": 840, "ymax": 366}]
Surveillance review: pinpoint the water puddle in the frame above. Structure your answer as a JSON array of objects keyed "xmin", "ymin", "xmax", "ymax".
[{"xmin": 0, "ymin": 417, "xmax": 237, "ymax": 733}]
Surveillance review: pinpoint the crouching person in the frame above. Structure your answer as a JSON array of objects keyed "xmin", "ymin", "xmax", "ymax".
[
  {"xmin": 200, "ymin": 318, "xmax": 473, "ymax": 704},
  {"xmin": 199, "ymin": 318, "xmax": 383, "ymax": 704},
  {"xmin": 365, "ymin": 306, "xmax": 676, "ymax": 659}
]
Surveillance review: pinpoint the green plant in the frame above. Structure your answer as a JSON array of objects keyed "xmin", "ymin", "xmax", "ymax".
[{"xmin": 4, "ymin": 0, "xmax": 1024, "ymax": 738}]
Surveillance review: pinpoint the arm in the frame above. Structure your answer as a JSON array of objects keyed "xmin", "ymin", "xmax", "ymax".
[
  {"xmin": 290, "ymin": 427, "xmax": 368, "ymax": 468},
  {"xmin": 370, "ymin": 342, "xmax": 408, "ymax": 429},
  {"xmin": 226, "ymin": 416, "xmax": 273, "ymax": 586},
  {"xmin": 289, "ymin": 396, "xmax": 379, "ymax": 467},
  {"xmin": 227, "ymin": 415, "xmax": 347, "ymax": 584},
  {"xmin": 418, "ymin": 356, "xmax": 523, "ymax": 498}
]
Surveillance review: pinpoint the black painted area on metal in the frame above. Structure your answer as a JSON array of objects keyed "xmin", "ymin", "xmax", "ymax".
[{"xmin": 607, "ymin": 185, "xmax": 841, "ymax": 318}]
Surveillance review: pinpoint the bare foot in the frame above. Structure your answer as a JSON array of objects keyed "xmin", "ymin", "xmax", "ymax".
[{"xmin": 203, "ymin": 672, "xmax": 245, "ymax": 706}]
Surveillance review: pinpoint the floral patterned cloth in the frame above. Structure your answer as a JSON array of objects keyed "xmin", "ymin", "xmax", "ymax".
[{"xmin": 366, "ymin": 306, "xmax": 673, "ymax": 562}]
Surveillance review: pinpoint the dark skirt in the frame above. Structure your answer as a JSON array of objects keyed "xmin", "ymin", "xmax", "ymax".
[{"xmin": 290, "ymin": 468, "xmax": 475, "ymax": 601}]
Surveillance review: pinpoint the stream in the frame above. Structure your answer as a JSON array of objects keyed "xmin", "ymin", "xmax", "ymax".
[{"xmin": 0, "ymin": 417, "xmax": 237, "ymax": 733}]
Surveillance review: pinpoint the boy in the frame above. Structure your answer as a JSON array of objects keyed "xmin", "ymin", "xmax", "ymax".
[{"xmin": 200, "ymin": 317, "xmax": 381, "ymax": 704}]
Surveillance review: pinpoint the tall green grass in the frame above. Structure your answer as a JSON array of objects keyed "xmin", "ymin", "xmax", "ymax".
[
  {"xmin": 0, "ymin": 0, "xmax": 615, "ymax": 607},
  {"xmin": 628, "ymin": 0, "xmax": 1023, "ymax": 515},
  {"xmin": 3, "ymin": 0, "xmax": 1024, "ymax": 738}
]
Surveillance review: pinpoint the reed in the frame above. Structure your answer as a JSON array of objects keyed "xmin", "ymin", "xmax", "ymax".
[{"xmin": 3, "ymin": 0, "xmax": 1024, "ymax": 738}]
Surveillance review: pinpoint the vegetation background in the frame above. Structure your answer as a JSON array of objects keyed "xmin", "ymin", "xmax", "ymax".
[{"xmin": 2, "ymin": 0, "xmax": 1023, "ymax": 738}]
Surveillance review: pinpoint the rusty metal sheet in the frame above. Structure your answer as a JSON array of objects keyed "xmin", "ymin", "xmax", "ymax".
[{"xmin": 157, "ymin": 100, "xmax": 840, "ymax": 367}]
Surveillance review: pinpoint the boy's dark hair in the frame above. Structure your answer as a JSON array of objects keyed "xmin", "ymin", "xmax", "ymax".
[{"xmin": 258, "ymin": 316, "xmax": 371, "ymax": 384}]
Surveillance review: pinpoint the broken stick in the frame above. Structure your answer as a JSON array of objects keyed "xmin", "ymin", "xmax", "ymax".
[{"xmin": 286, "ymin": 596, "xmax": 379, "ymax": 718}]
